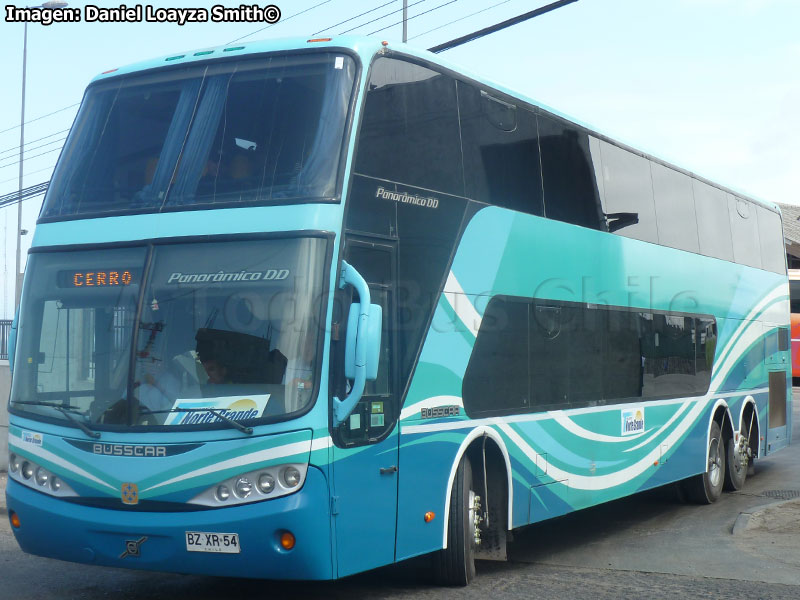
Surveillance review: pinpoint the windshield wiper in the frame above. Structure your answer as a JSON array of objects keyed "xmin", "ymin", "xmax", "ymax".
[
  {"xmin": 144, "ymin": 407, "xmax": 253, "ymax": 435},
  {"xmin": 12, "ymin": 399, "xmax": 83, "ymax": 411},
  {"xmin": 56, "ymin": 407, "xmax": 101, "ymax": 439},
  {"xmin": 12, "ymin": 400, "xmax": 101, "ymax": 439}
]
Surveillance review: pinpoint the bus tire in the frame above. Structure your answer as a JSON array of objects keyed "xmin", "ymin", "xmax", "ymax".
[
  {"xmin": 433, "ymin": 456, "xmax": 477, "ymax": 586},
  {"xmin": 723, "ymin": 434, "xmax": 748, "ymax": 491},
  {"xmin": 686, "ymin": 420, "xmax": 725, "ymax": 504}
]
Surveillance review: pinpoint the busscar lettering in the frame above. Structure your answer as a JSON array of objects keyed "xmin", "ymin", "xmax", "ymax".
[
  {"xmin": 92, "ymin": 443, "xmax": 167, "ymax": 457},
  {"xmin": 4, "ymin": 5, "xmax": 81, "ymax": 25},
  {"xmin": 420, "ymin": 405, "xmax": 460, "ymax": 419}
]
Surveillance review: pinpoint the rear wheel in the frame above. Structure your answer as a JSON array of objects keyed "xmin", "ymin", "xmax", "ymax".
[
  {"xmin": 686, "ymin": 421, "xmax": 725, "ymax": 504},
  {"xmin": 724, "ymin": 434, "xmax": 748, "ymax": 491},
  {"xmin": 433, "ymin": 457, "xmax": 478, "ymax": 586}
]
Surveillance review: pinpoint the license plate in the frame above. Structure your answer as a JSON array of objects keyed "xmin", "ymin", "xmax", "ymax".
[{"xmin": 185, "ymin": 531, "xmax": 240, "ymax": 553}]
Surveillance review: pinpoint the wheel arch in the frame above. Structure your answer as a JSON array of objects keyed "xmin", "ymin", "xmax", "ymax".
[
  {"xmin": 738, "ymin": 395, "xmax": 761, "ymax": 459},
  {"xmin": 441, "ymin": 426, "xmax": 513, "ymax": 549},
  {"xmin": 708, "ymin": 399, "xmax": 734, "ymax": 467}
]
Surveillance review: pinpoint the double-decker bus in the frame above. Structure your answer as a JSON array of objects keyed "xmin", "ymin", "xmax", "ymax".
[{"xmin": 5, "ymin": 36, "xmax": 791, "ymax": 586}]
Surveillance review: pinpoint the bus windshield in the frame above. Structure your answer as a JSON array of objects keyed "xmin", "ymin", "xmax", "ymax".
[
  {"xmin": 41, "ymin": 52, "xmax": 356, "ymax": 219},
  {"xmin": 9, "ymin": 237, "xmax": 328, "ymax": 431}
]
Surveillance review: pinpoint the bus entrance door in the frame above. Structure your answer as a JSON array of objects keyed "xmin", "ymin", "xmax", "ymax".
[{"xmin": 331, "ymin": 238, "xmax": 399, "ymax": 577}]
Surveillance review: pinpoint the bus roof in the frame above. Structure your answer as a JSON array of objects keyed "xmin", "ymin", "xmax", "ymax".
[{"xmin": 91, "ymin": 35, "xmax": 780, "ymax": 216}]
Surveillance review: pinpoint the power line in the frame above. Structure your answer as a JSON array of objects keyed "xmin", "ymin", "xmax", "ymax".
[
  {"xmin": 0, "ymin": 163, "xmax": 55, "ymax": 186},
  {"xmin": 0, "ymin": 102, "xmax": 79, "ymax": 136},
  {"xmin": 339, "ymin": 0, "xmax": 427, "ymax": 35},
  {"xmin": 313, "ymin": 0, "xmax": 397, "ymax": 35},
  {"xmin": 0, "ymin": 146, "xmax": 62, "ymax": 171},
  {"xmin": 367, "ymin": 0, "xmax": 460, "ymax": 36},
  {"xmin": 409, "ymin": 0, "xmax": 512, "ymax": 40},
  {"xmin": 0, "ymin": 129, "xmax": 69, "ymax": 158},
  {"xmin": 428, "ymin": 0, "xmax": 579, "ymax": 53},
  {"xmin": 227, "ymin": 0, "xmax": 334, "ymax": 44},
  {"xmin": 0, "ymin": 137, "xmax": 66, "ymax": 164},
  {"xmin": 0, "ymin": 181, "xmax": 49, "ymax": 209}
]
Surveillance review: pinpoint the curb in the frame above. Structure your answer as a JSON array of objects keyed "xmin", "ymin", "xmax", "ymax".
[{"xmin": 731, "ymin": 497, "xmax": 800, "ymax": 535}]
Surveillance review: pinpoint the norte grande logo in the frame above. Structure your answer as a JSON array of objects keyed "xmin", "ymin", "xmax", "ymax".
[
  {"xmin": 621, "ymin": 407, "xmax": 645, "ymax": 436},
  {"xmin": 163, "ymin": 395, "xmax": 271, "ymax": 426}
]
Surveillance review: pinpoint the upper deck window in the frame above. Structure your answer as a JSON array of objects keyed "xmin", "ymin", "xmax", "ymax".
[{"xmin": 41, "ymin": 52, "xmax": 356, "ymax": 220}]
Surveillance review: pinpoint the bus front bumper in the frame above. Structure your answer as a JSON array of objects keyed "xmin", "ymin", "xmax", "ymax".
[{"xmin": 5, "ymin": 466, "xmax": 333, "ymax": 580}]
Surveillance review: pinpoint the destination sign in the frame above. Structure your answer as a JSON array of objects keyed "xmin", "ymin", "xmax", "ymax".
[{"xmin": 57, "ymin": 269, "xmax": 139, "ymax": 288}]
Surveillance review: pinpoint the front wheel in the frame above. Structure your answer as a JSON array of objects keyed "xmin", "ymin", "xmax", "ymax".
[
  {"xmin": 686, "ymin": 420, "xmax": 725, "ymax": 504},
  {"xmin": 433, "ymin": 457, "xmax": 479, "ymax": 586}
]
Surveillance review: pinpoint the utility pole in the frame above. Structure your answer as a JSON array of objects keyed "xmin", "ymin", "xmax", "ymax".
[
  {"xmin": 16, "ymin": 20, "xmax": 28, "ymax": 310},
  {"xmin": 402, "ymin": 0, "xmax": 407, "ymax": 42}
]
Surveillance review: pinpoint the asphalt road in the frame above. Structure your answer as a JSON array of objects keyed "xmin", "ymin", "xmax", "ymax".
[{"xmin": 2, "ymin": 394, "xmax": 800, "ymax": 600}]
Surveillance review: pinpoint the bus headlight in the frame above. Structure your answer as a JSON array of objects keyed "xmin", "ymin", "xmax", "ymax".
[
  {"xmin": 189, "ymin": 463, "xmax": 308, "ymax": 507},
  {"xmin": 7, "ymin": 453, "xmax": 77, "ymax": 498},
  {"xmin": 35, "ymin": 467, "xmax": 49, "ymax": 487},
  {"xmin": 216, "ymin": 485, "xmax": 231, "ymax": 502},
  {"xmin": 234, "ymin": 477, "xmax": 253, "ymax": 498},
  {"xmin": 257, "ymin": 473, "xmax": 275, "ymax": 494},
  {"xmin": 282, "ymin": 466, "xmax": 301, "ymax": 488}
]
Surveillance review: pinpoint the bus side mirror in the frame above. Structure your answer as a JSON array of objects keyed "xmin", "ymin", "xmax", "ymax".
[
  {"xmin": 345, "ymin": 303, "xmax": 382, "ymax": 381},
  {"xmin": 332, "ymin": 260, "xmax": 381, "ymax": 427}
]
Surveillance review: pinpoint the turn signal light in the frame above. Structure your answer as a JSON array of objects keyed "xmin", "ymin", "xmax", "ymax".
[
  {"xmin": 307, "ymin": 38, "xmax": 331, "ymax": 43},
  {"xmin": 10, "ymin": 511, "xmax": 21, "ymax": 528},
  {"xmin": 280, "ymin": 531, "xmax": 296, "ymax": 550},
  {"xmin": 424, "ymin": 511, "xmax": 435, "ymax": 523}
]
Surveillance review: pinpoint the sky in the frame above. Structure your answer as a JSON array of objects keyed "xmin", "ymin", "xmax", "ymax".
[{"xmin": 0, "ymin": 0, "xmax": 798, "ymax": 318}]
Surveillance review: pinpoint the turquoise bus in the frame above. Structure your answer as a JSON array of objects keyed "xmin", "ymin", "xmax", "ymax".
[{"xmin": 5, "ymin": 36, "xmax": 791, "ymax": 586}]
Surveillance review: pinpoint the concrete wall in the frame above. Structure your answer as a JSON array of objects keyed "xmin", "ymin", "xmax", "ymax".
[{"xmin": 0, "ymin": 361, "xmax": 9, "ymax": 471}]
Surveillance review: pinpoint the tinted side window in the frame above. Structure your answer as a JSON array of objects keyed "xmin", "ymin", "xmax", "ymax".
[
  {"xmin": 728, "ymin": 195, "xmax": 762, "ymax": 269},
  {"xmin": 790, "ymin": 280, "xmax": 800, "ymax": 313},
  {"xmin": 457, "ymin": 81, "xmax": 543, "ymax": 216},
  {"xmin": 757, "ymin": 206, "xmax": 786, "ymax": 275},
  {"xmin": 462, "ymin": 298, "xmax": 530, "ymax": 416},
  {"xmin": 694, "ymin": 180, "xmax": 733, "ymax": 261},
  {"xmin": 462, "ymin": 296, "xmax": 715, "ymax": 418},
  {"xmin": 354, "ymin": 58, "xmax": 464, "ymax": 197},
  {"xmin": 538, "ymin": 116, "xmax": 604, "ymax": 229},
  {"xmin": 651, "ymin": 162, "xmax": 699, "ymax": 253},
  {"xmin": 598, "ymin": 142, "xmax": 659, "ymax": 243}
]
